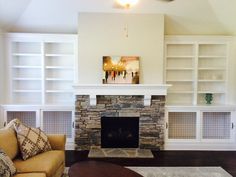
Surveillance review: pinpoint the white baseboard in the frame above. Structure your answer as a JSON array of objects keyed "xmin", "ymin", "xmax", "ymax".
[{"xmin": 164, "ymin": 142, "xmax": 236, "ymax": 150}]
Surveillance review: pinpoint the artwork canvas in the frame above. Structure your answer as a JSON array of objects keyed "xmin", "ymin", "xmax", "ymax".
[{"xmin": 103, "ymin": 56, "xmax": 140, "ymax": 84}]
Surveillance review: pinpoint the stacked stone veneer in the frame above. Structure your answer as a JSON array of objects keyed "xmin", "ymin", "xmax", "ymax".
[{"xmin": 75, "ymin": 95, "xmax": 165, "ymax": 150}]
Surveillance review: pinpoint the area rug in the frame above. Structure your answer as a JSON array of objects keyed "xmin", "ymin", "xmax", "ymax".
[
  {"xmin": 127, "ymin": 167, "xmax": 232, "ymax": 177},
  {"xmin": 63, "ymin": 167, "xmax": 232, "ymax": 177},
  {"xmin": 88, "ymin": 147, "xmax": 154, "ymax": 158}
]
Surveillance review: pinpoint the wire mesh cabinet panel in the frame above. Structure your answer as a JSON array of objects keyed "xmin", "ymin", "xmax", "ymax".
[
  {"xmin": 166, "ymin": 106, "xmax": 236, "ymax": 150},
  {"xmin": 167, "ymin": 112, "xmax": 197, "ymax": 140},
  {"xmin": 41, "ymin": 110, "xmax": 74, "ymax": 142},
  {"xmin": 202, "ymin": 112, "xmax": 234, "ymax": 142},
  {"xmin": 5, "ymin": 111, "xmax": 39, "ymax": 127}
]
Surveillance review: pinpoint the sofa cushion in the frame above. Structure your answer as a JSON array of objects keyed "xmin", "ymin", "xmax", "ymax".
[
  {"xmin": 0, "ymin": 129, "xmax": 19, "ymax": 160},
  {"xmin": 0, "ymin": 149, "xmax": 17, "ymax": 177},
  {"xmin": 14, "ymin": 122, "xmax": 51, "ymax": 160},
  {"xmin": 14, "ymin": 173, "xmax": 46, "ymax": 177},
  {"xmin": 13, "ymin": 150, "xmax": 64, "ymax": 177}
]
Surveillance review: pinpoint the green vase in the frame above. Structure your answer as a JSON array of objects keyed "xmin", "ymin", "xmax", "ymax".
[{"xmin": 205, "ymin": 93, "xmax": 213, "ymax": 104}]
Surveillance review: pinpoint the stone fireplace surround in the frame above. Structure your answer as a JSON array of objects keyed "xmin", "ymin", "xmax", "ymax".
[{"xmin": 74, "ymin": 84, "xmax": 170, "ymax": 150}]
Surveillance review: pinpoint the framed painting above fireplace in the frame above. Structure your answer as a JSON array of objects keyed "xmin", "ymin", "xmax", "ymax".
[{"xmin": 103, "ymin": 56, "xmax": 140, "ymax": 84}]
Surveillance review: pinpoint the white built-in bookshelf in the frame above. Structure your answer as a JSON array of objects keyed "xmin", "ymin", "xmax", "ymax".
[
  {"xmin": 44, "ymin": 42, "xmax": 75, "ymax": 105},
  {"xmin": 11, "ymin": 41, "xmax": 42, "ymax": 104},
  {"xmin": 7, "ymin": 33, "xmax": 77, "ymax": 105},
  {"xmin": 3, "ymin": 33, "xmax": 77, "ymax": 149},
  {"xmin": 164, "ymin": 36, "xmax": 236, "ymax": 150},
  {"xmin": 165, "ymin": 43, "xmax": 195, "ymax": 105},
  {"xmin": 165, "ymin": 36, "xmax": 229, "ymax": 105},
  {"xmin": 197, "ymin": 43, "xmax": 227, "ymax": 105},
  {"xmin": 2, "ymin": 34, "xmax": 235, "ymax": 150}
]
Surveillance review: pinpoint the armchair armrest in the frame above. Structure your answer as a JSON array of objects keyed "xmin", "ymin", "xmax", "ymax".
[{"xmin": 47, "ymin": 134, "xmax": 66, "ymax": 150}]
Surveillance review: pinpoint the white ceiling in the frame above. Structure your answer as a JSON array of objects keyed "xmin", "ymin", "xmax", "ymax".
[{"xmin": 0, "ymin": 0, "xmax": 235, "ymax": 35}]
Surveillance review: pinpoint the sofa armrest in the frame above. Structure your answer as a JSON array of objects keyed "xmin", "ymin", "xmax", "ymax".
[{"xmin": 47, "ymin": 134, "xmax": 66, "ymax": 150}]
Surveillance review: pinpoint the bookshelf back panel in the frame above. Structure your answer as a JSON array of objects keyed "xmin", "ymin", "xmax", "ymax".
[
  {"xmin": 166, "ymin": 58, "xmax": 193, "ymax": 68},
  {"xmin": 12, "ymin": 42, "xmax": 41, "ymax": 54},
  {"xmin": 167, "ymin": 44, "xmax": 194, "ymax": 56}
]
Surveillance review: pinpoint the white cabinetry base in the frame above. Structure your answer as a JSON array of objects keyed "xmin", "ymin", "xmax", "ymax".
[{"xmin": 165, "ymin": 142, "xmax": 236, "ymax": 150}]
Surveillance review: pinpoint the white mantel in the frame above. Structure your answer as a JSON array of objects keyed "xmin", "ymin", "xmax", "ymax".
[{"xmin": 73, "ymin": 84, "xmax": 171, "ymax": 106}]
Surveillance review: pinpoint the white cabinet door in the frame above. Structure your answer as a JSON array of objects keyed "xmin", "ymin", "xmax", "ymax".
[
  {"xmin": 165, "ymin": 106, "xmax": 236, "ymax": 150},
  {"xmin": 3, "ymin": 106, "xmax": 75, "ymax": 145},
  {"xmin": 4, "ymin": 110, "xmax": 40, "ymax": 128},
  {"xmin": 201, "ymin": 111, "xmax": 234, "ymax": 142},
  {"xmin": 166, "ymin": 111, "xmax": 198, "ymax": 142},
  {"xmin": 41, "ymin": 110, "xmax": 74, "ymax": 143}
]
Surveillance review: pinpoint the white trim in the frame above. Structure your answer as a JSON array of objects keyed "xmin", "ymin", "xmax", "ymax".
[
  {"xmin": 165, "ymin": 142, "xmax": 236, "ymax": 150},
  {"xmin": 166, "ymin": 105, "xmax": 236, "ymax": 111},
  {"xmin": 5, "ymin": 33, "xmax": 77, "ymax": 42},
  {"xmin": 73, "ymin": 84, "xmax": 171, "ymax": 106},
  {"xmin": 1, "ymin": 104, "xmax": 74, "ymax": 110},
  {"xmin": 165, "ymin": 35, "xmax": 233, "ymax": 42}
]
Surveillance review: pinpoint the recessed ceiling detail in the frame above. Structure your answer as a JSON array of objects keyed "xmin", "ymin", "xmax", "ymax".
[{"xmin": 0, "ymin": 0, "xmax": 235, "ymax": 35}]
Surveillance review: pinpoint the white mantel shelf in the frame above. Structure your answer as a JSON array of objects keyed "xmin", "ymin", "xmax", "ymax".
[{"xmin": 73, "ymin": 84, "xmax": 171, "ymax": 106}]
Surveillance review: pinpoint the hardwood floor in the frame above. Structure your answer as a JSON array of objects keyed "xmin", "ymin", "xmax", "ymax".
[{"xmin": 65, "ymin": 150, "xmax": 236, "ymax": 176}]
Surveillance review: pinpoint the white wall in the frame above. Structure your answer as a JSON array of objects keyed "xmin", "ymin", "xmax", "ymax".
[
  {"xmin": 5, "ymin": 0, "xmax": 236, "ymax": 35},
  {"xmin": 77, "ymin": 13, "xmax": 164, "ymax": 84},
  {"xmin": 0, "ymin": 29, "xmax": 5, "ymax": 127},
  {"xmin": 0, "ymin": 29, "xmax": 3, "ymax": 103}
]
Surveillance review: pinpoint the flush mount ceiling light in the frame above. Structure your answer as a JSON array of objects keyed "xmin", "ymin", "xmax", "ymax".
[
  {"xmin": 114, "ymin": 0, "xmax": 174, "ymax": 9},
  {"xmin": 116, "ymin": 0, "xmax": 139, "ymax": 9}
]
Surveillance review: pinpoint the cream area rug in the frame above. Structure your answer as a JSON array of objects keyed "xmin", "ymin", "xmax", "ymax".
[
  {"xmin": 63, "ymin": 166, "xmax": 232, "ymax": 177},
  {"xmin": 127, "ymin": 167, "xmax": 232, "ymax": 177}
]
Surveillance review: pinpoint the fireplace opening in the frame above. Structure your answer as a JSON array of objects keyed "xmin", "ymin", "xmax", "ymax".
[{"xmin": 101, "ymin": 117, "xmax": 139, "ymax": 148}]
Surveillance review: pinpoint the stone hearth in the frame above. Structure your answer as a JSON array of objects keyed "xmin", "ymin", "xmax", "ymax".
[
  {"xmin": 88, "ymin": 147, "xmax": 154, "ymax": 158},
  {"xmin": 75, "ymin": 95, "xmax": 165, "ymax": 150}
]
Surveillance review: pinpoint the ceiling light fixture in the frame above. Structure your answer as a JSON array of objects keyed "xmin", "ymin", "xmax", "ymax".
[{"xmin": 116, "ymin": 0, "xmax": 139, "ymax": 9}]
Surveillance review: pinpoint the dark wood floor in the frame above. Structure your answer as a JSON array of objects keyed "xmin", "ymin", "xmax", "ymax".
[{"xmin": 66, "ymin": 150, "xmax": 236, "ymax": 176}]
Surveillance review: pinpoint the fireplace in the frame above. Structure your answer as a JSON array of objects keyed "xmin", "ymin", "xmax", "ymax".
[
  {"xmin": 74, "ymin": 95, "xmax": 166, "ymax": 150},
  {"xmin": 101, "ymin": 117, "xmax": 139, "ymax": 148},
  {"xmin": 73, "ymin": 78, "xmax": 170, "ymax": 150}
]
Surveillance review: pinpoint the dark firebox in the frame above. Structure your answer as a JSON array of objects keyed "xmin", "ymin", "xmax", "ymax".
[{"xmin": 101, "ymin": 117, "xmax": 139, "ymax": 148}]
